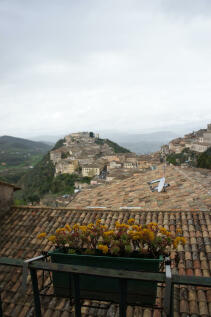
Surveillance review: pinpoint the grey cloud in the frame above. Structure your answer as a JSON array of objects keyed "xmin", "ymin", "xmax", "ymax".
[{"xmin": 0, "ymin": 0, "xmax": 210, "ymax": 137}]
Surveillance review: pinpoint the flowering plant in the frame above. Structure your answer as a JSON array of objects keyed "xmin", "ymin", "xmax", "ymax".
[{"xmin": 37, "ymin": 219, "xmax": 186, "ymax": 259}]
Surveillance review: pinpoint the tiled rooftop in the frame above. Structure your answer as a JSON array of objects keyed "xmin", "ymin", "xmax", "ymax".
[
  {"xmin": 68, "ymin": 165, "xmax": 211, "ymax": 210},
  {"xmin": 0, "ymin": 206, "xmax": 211, "ymax": 316}
]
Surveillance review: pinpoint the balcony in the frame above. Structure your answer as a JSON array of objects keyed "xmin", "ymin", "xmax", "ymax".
[{"xmin": 0, "ymin": 255, "xmax": 211, "ymax": 317}]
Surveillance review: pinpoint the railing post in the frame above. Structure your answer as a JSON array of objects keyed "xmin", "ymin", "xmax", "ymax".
[
  {"xmin": 0, "ymin": 289, "xmax": 3, "ymax": 317},
  {"xmin": 30, "ymin": 268, "xmax": 42, "ymax": 317},
  {"xmin": 163, "ymin": 258, "xmax": 172, "ymax": 317},
  {"xmin": 119, "ymin": 278, "xmax": 127, "ymax": 317},
  {"xmin": 73, "ymin": 273, "xmax": 81, "ymax": 317}
]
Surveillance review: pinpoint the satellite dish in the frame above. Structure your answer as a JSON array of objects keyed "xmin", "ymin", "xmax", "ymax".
[
  {"xmin": 147, "ymin": 178, "xmax": 162, "ymax": 185},
  {"xmin": 158, "ymin": 177, "xmax": 165, "ymax": 192}
]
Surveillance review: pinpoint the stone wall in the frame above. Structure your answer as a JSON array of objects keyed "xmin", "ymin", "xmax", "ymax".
[{"xmin": 0, "ymin": 183, "xmax": 14, "ymax": 219}]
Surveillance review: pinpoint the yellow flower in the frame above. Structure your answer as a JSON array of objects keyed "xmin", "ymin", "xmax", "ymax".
[
  {"xmin": 55, "ymin": 228, "xmax": 66, "ymax": 234},
  {"xmin": 159, "ymin": 227, "xmax": 168, "ymax": 235},
  {"xmin": 87, "ymin": 223, "xmax": 94, "ymax": 229},
  {"xmin": 173, "ymin": 236, "xmax": 186, "ymax": 249},
  {"xmin": 73, "ymin": 224, "xmax": 79, "ymax": 230},
  {"xmin": 37, "ymin": 232, "xmax": 46, "ymax": 239},
  {"xmin": 48, "ymin": 235, "xmax": 56, "ymax": 242},
  {"xmin": 98, "ymin": 244, "xmax": 109, "ymax": 254},
  {"xmin": 79, "ymin": 226, "xmax": 87, "ymax": 232},
  {"xmin": 116, "ymin": 223, "xmax": 129, "ymax": 230},
  {"xmin": 132, "ymin": 234, "xmax": 140, "ymax": 240},
  {"xmin": 148, "ymin": 231, "xmax": 155, "ymax": 241},
  {"xmin": 128, "ymin": 218, "xmax": 135, "ymax": 225},
  {"xmin": 147, "ymin": 222, "xmax": 158, "ymax": 229},
  {"xmin": 137, "ymin": 225, "xmax": 142, "ymax": 231},
  {"xmin": 96, "ymin": 219, "xmax": 101, "ymax": 225},
  {"xmin": 100, "ymin": 225, "xmax": 108, "ymax": 230},
  {"xmin": 103, "ymin": 230, "xmax": 114, "ymax": 237},
  {"xmin": 132, "ymin": 225, "xmax": 139, "ymax": 231},
  {"xmin": 180, "ymin": 237, "xmax": 186, "ymax": 245},
  {"xmin": 176, "ymin": 228, "xmax": 182, "ymax": 234},
  {"xmin": 122, "ymin": 224, "xmax": 130, "ymax": 229},
  {"xmin": 142, "ymin": 229, "xmax": 155, "ymax": 241},
  {"xmin": 65, "ymin": 224, "xmax": 71, "ymax": 232}
]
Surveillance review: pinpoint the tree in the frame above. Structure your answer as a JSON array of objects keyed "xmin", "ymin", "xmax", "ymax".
[{"xmin": 27, "ymin": 194, "xmax": 40, "ymax": 205}]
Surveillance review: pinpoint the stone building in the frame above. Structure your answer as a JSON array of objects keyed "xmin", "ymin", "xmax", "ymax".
[
  {"xmin": 123, "ymin": 161, "xmax": 137, "ymax": 169},
  {"xmin": 0, "ymin": 181, "xmax": 20, "ymax": 219},
  {"xmin": 55, "ymin": 160, "xmax": 79, "ymax": 176},
  {"xmin": 203, "ymin": 123, "xmax": 211, "ymax": 144},
  {"xmin": 137, "ymin": 160, "xmax": 151, "ymax": 170},
  {"xmin": 191, "ymin": 142, "xmax": 210, "ymax": 153},
  {"xmin": 82, "ymin": 165, "xmax": 102, "ymax": 177},
  {"xmin": 169, "ymin": 138, "xmax": 185, "ymax": 153},
  {"xmin": 102, "ymin": 155, "xmax": 120, "ymax": 162},
  {"xmin": 191, "ymin": 124, "xmax": 211, "ymax": 153},
  {"xmin": 107, "ymin": 161, "xmax": 122, "ymax": 170},
  {"xmin": 50, "ymin": 150, "xmax": 62, "ymax": 164}
]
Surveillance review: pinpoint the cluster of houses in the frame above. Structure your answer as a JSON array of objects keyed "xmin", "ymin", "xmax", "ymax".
[
  {"xmin": 50, "ymin": 132, "xmax": 160, "ymax": 185},
  {"xmin": 162, "ymin": 123, "xmax": 211, "ymax": 155}
]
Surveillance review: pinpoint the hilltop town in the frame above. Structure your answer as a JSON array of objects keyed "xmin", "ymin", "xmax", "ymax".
[
  {"xmin": 162, "ymin": 123, "xmax": 211, "ymax": 155},
  {"xmin": 49, "ymin": 131, "xmax": 160, "ymax": 186}
]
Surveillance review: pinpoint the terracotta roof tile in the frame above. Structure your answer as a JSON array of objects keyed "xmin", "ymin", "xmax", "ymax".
[{"xmin": 68, "ymin": 166, "xmax": 211, "ymax": 211}]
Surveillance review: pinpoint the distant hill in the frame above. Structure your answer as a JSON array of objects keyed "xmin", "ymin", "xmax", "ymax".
[
  {"xmin": 0, "ymin": 135, "xmax": 52, "ymax": 183},
  {"xmin": 101, "ymin": 131, "xmax": 178, "ymax": 154},
  {"xmin": 0, "ymin": 135, "xmax": 51, "ymax": 151},
  {"xmin": 95, "ymin": 138, "xmax": 130, "ymax": 153},
  {"xmin": 120, "ymin": 141, "xmax": 167, "ymax": 154}
]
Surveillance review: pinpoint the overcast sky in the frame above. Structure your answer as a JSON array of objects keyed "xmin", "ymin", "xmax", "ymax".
[{"xmin": 0, "ymin": 0, "xmax": 210, "ymax": 138}]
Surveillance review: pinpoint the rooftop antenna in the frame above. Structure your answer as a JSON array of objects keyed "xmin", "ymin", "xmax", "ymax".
[{"xmin": 148, "ymin": 151, "xmax": 170, "ymax": 193}]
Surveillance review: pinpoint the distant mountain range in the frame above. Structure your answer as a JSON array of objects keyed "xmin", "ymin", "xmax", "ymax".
[{"xmin": 99, "ymin": 131, "xmax": 178, "ymax": 154}]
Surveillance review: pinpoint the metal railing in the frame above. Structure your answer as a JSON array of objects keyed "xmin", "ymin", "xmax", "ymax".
[{"xmin": 0, "ymin": 256, "xmax": 211, "ymax": 317}]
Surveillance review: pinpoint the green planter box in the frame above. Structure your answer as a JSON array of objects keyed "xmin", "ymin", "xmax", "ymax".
[{"xmin": 48, "ymin": 250, "xmax": 163, "ymax": 306}]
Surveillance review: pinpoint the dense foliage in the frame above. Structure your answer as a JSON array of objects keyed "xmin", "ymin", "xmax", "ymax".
[
  {"xmin": 166, "ymin": 147, "xmax": 211, "ymax": 170},
  {"xmin": 18, "ymin": 153, "xmax": 55, "ymax": 199},
  {"xmin": 51, "ymin": 173, "xmax": 90, "ymax": 194},
  {"xmin": 52, "ymin": 138, "xmax": 65, "ymax": 150},
  {"xmin": 17, "ymin": 156, "xmax": 91, "ymax": 203},
  {"xmin": 95, "ymin": 138, "xmax": 130, "ymax": 153},
  {"xmin": 197, "ymin": 148, "xmax": 211, "ymax": 169},
  {"xmin": 166, "ymin": 148, "xmax": 197, "ymax": 166}
]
